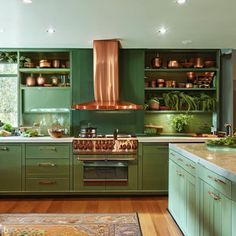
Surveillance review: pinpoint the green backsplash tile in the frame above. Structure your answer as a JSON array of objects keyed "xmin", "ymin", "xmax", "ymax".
[{"xmin": 144, "ymin": 113, "xmax": 213, "ymax": 134}]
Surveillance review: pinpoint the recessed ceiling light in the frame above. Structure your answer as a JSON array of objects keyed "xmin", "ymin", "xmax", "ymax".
[
  {"xmin": 23, "ymin": 0, "xmax": 32, "ymax": 4},
  {"xmin": 176, "ymin": 0, "xmax": 186, "ymax": 5},
  {"xmin": 182, "ymin": 39, "xmax": 192, "ymax": 45},
  {"xmin": 158, "ymin": 27, "xmax": 167, "ymax": 35},
  {"xmin": 46, "ymin": 28, "xmax": 55, "ymax": 34}
]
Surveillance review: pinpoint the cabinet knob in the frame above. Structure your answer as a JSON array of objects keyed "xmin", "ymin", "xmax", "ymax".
[
  {"xmin": 208, "ymin": 191, "xmax": 221, "ymax": 201},
  {"xmin": 0, "ymin": 147, "xmax": 8, "ymax": 151},
  {"xmin": 38, "ymin": 162, "xmax": 56, "ymax": 167},
  {"xmin": 208, "ymin": 175, "xmax": 226, "ymax": 185}
]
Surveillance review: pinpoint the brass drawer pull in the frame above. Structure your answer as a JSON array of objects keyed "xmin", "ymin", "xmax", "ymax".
[
  {"xmin": 39, "ymin": 147, "xmax": 57, "ymax": 151},
  {"xmin": 0, "ymin": 147, "xmax": 8, "ymax": 151},
  {"xmin": 177, "ymin": 158, "xmax": 184, "ymax": 162},
  {"xmin": 38, "ymin": 180, "xmax": 56, "ymax": 185},
  {"xmin": 208, "ymin": 175, "xmax": 226, "ymax": 185},
  {"xmin": 38, "ymin": 162, "xmax": 56, "ymax": 167},
  {"xmin": 208, "ymin": 191, "xmax": 221, "ymax": 201},
  {"xmin": 186, "ymin": 163, "xmax": 195, "ymax": 169},
  {"xmin": 176, "ymin": 170, "xmax": 184, "ymax": 177}
]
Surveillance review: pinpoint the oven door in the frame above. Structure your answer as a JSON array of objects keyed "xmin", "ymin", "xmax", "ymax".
[
  {"xmin": 73, "ymin": 156, "xmax": 138, "ymax": 191},
  {"xmin": 83, "ymin": 161, "xmax": 128, "ymax": 182}
]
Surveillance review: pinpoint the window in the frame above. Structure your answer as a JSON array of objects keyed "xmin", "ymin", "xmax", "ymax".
[{"xmin": 0, "ymin": 63, "xmax": 18, "ymax": 127}]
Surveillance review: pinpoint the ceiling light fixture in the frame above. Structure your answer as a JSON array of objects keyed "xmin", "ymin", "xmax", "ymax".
[
  {"xmin": 23, "ymin": 0, "xmax": 32, "ymax": 4},
  {"xmin": 176, "ymin": 0, "xmax": 186, "ymax": 5},
  {"xmin": 182, "ymin": 39, "xmax": 192, "ymax": 45},
  {"xmin": 158, "ymin": 27, "xmax": 167, "ymax": 35},
  {"xmin": 46, "ymin": 28, "xmax": 55, "ymax": 34}
]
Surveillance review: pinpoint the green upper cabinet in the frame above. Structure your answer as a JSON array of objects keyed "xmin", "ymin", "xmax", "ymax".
[
  {"xmin": 19, "ymin": 50, "xmax": 71, "ymax": 113},
  {"xmin": 140, "ymin": 143, "xmax": 168, "ymax": 192},
  {"xmin": 0, "ymin": 144, "xmax": 22, "ymax": 191}
]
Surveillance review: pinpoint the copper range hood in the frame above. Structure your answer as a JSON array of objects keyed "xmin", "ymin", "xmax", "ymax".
[{"xmin": 72, "ymin": 39, "xmax": 142, "ymax": 110}]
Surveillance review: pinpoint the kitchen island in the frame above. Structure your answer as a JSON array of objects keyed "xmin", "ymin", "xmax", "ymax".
[{"xmin": 169, "ymin": 143, "xmax": 236, "ymax": 236}]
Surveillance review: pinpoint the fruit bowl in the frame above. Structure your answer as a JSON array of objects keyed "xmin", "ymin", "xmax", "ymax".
[{"xmin": 48, "ymin": 129, "xmax": 64, "ymax": 138}]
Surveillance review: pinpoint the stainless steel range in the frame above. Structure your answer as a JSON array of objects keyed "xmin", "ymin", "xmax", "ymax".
[{"xmin": 72, "ymin": 134, "xmax": 138, "ymax": 188}]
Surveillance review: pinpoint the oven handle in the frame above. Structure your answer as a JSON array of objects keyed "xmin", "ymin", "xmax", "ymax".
[
  {"xmin": 77, "ymin": 157, "xmax": 136, "ymax": 161},
  {"xmin": 83, "ymin": 179, "xmax": 128, "ymax": 182}
]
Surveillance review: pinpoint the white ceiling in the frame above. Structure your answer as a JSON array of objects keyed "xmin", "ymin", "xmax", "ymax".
[{"xmin": 0, "ymin": 0, "xmax": 235, "ymax": 49}]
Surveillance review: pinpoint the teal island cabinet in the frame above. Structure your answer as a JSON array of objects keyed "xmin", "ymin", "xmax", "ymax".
[
  {"xmin": 233, "ymin": 183, "xmax": 236, "ymax": 236},
  {"xmin": 169, "ymin": 143, "xmax": 235, "ymax": 236}
]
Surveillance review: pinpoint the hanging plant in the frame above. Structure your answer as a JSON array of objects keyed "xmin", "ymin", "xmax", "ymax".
[{"xmin": 0, "ymin": 52, "xmax": 17, "ymax": 63}]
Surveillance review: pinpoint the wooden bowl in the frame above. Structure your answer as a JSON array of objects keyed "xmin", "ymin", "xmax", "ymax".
[{"xmin": 48, "ymin": 129, "xmax": 64, "ymax": 138}]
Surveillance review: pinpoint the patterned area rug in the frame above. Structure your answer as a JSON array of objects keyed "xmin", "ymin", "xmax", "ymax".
[{"xmin": 0, "ymin": 213, "xmax": 142, "ymax": 236}]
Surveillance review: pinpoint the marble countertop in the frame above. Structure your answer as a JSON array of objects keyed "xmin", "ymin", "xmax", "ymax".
[
  {"xmin": 137, "ymin": 136, "xmax": 214, "ymax": 143},
  {"xmin": 0, "ymin": 136, "xmax": 74, "ymax": 143},
  {"xmin": 170, "ymin": 143, "xmax": 236, "ymax": 182},
  {"xmin": 0, "ymin": 136, "xmax": 214, "ymax": 143}
]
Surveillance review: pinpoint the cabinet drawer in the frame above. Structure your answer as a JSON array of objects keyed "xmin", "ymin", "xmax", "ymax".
[
  {"xmin": 25, "ymin": 178, "xmax": 69, "ymax": 192},
  {"xmin": 26, "ymin": 144, "xmax": 70, "ymax": 159},
  {"xmin": 198, "ymin": 164, "xmax": 231, "ymax": 198},
  {"xmin": 169, "ymin": 150, "xmax": 196, "ymax": 176},
  {"xmin": 26, "ymin": 159, "xmax": 69, "ymax": 178},
  {"xmin": 0, "ymin": 144, "xmax": 21, "ymax": 157}
]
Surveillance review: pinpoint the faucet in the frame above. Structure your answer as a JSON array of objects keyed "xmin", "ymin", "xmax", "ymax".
[
  {"xmin": 113, "ymin": 129, "xmax": 119, "ymax": 140},
  {"xmin": 224, "ymin": 123, "xmax": 232, "ymax": 136}
]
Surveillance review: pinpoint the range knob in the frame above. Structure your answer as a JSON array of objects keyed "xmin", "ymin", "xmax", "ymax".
[
  {"xmin": 122, "ymin": 144, "xmax": 127, "ymax": 150},
  {"xmin": 127, "ymin": 143, "xmax": 131, "ymax": 150}
]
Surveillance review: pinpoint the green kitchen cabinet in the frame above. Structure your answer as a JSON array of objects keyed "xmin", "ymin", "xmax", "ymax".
[
  {"xmin": 140, "ymin": 143, "xmax": 168, "ymax": 192},
  {"xmin": 0, "ymin": 144, "xmax": 22, "ymax": 191},
  {"xmin": 22, "ymin": 87, "xmax": 71, "ymax": 113},
  {"xmin": 233, "ymin": 183, "xmax": 236, "ymax": 236},
  {"xmin": 199, "ymin": 179, "xmax": 232, "ymax": 236},
  {"xmin": 25, "ymin": 143, "xmax": 71, "ymax": 192}
]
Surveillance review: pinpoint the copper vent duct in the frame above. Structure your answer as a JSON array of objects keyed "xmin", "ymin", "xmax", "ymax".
[{"xmin": 72, "ymin": 39, "xmax": 142, "ymax": 110}]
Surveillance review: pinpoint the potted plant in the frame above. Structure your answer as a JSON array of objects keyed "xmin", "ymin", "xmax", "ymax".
[
  {"xmin": 171, "ymin": 114, "xmax": 193, "ymax": 133},
  {"xmin": 148, "ymin": 97, "xmax": 160, "ymax": 110}
]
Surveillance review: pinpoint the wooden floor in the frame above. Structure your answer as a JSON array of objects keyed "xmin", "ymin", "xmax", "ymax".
[{"xmin": 0, "ymin": 196, "xmax": 182, "ymax": 236}]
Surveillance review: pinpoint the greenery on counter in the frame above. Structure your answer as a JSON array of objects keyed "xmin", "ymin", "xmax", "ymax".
[
  {"xmin": 0, "ymin": 52, "xmax": 17, "ymax": 63},
  {"xmin": 171, "ymin": 114, "xmax": 193, "ymax": 133},
  {"xmin": 207, "ymin": 136, "xmax": 236, "ymax": 147}
]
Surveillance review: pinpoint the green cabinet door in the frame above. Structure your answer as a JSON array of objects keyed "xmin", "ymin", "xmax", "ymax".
[
  {"xmin": 168, "ymin": 160, "xmax": 179, "ymax": 219},
  {"xmin": 142, "ymin": 143, "xmax": 168, "ymax": 192},
  {"xmin": 23, "ymin": 87, "xmax": 71, "ymax": 113},
  {"xmin": 233, "ymin": 201, "xmax": 236, "ymax": 236},
  {"xmin": 169, "ymin": 157, "xmax": 197, "ymax": 236},
  {"xmin": 0, "ymin": 144, "xmax": 22, "ymax": 191},
  {"xmin": 186, "ymin": 171, "xmax": 197, "ymax": 236},
  {"xmin": 199, "ymin": 180, "xmax": 232, "ymax": 236}
]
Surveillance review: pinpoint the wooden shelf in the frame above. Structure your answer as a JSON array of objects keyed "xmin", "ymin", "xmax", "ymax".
[
  {"xmin": 144, "ymin": 68, "xmax": 219, "ymax": 73},
  {"xmin": 144, "ymin": 87, "xmax": 216, "ymax": 91},
  {"xmin": 145, "ymin": 110, "xmax": 214, "ymax": 114},
  {"xmin": 21, "ymin": 86, "xmax": 71, "ymax": 90},
  {"xmin": 19, "ymin": 68, "xmax": 70, "ymax": 74}
]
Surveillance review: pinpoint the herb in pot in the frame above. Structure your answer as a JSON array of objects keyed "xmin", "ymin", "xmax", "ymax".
[{"xmin": 171, "ymin": 114, "xmax": 193, "ymax": 133}]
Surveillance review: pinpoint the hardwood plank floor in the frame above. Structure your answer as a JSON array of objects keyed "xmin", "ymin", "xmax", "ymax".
[{"xmin": 0, "ymin": 196, "xmax": 183, "ymax": 236}]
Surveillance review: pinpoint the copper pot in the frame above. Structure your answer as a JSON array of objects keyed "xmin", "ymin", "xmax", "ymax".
[
  {"xmin": 194, "ymin": 57, "xmax": 203, "ymax": 68},
  {"xmin": 186, "ymin": 72, "xmax": 196, "ymax": 82},
  {"xmin": 152, "ymin": 55, "xmax": 161, "ymax": 68},
  {"xmin": 26, "ymin": 75, "xmax": 36, "ymax": 86},
  {"xmin": 168, "ymin": 60, "xmax": 179, "ymax": 68},
  {"xmin": 51, "ymin": 76, "xmax": 59, "ymax": 86},
  {"xmin": 39, "ymin": 60, "xmax": 51, "ymax": 68},
  {"xmin": 37, "ymin": 74, "xmax": 45, "ymax": 86},
  {"xmin": 52, "ymin": 60, "xmax": 60, "ymax": 68}
]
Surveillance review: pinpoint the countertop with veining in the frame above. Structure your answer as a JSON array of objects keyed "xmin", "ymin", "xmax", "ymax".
[{"xmin": 170, "ymin": 143, "xmax": 236, "ymax": 182}]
